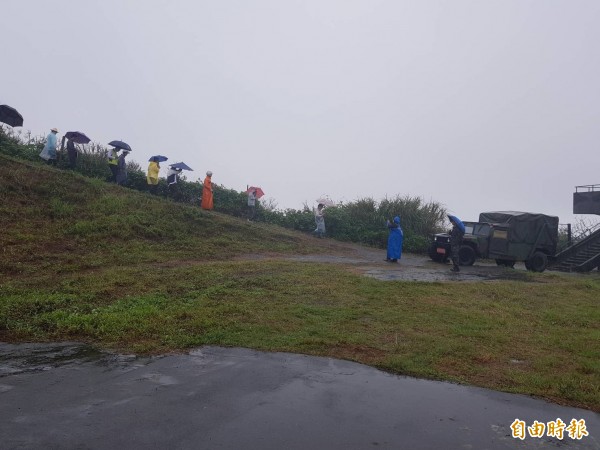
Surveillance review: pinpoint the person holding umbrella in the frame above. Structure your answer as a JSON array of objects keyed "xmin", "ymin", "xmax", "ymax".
[
  {"xmin": 245, "ymin": 186, "xmax": 264, "ymax": 221},
  {"xmin": 247, "ymin": 189, "xmax": 257, "ymax": 221},
  {"xmin": 39, "ymin": 128, "xmax": 59, "ymax": 165},
  {"xmin": 66, "ymin": 137, "xmax": 78, "ymax": 169},
  {"xmin": 108, "ymin": 147, "xmax": 120, "ymax": 182},
  {"xmin": 167, "ymin": 166, "xmax": 182, "ymax": 185},
  {"xmin": 448, "ymin": 214, "xmax": 465, "ymax": 272},
  {"xmin": 314, "ymin": 203, "xmax": 326, "ymax": 238},
  {"xmin": 147, "ymin": 156, "xmax": 166, "ymax": 195},
  {"xmin": 62, "ymin": 131, "xmax": 91, "ymax": 170},
  {"xmin": 107, "ymin": 141, "xmax": 131, "ymax": 183},
  {"xmin": 116, "ymin": 149, "xmax": 130, "ymax": 186},
  {"xmin": 201, "ymin": 171, "xmax": 214, "ymax": 210}
]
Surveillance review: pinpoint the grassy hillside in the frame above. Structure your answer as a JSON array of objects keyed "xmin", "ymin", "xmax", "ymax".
[
  {"xmin": 0, "ymin": 155, "xmax": 326, "ymax": 276},
  {"xmin": 1, "ymin": 154, "xmax": 599, "ymax": 411}
]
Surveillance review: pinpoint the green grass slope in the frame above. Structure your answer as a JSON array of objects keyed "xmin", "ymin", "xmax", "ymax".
[{"xmin": 0, "ymin": 155, "xmax": 324, "ymax": 276}]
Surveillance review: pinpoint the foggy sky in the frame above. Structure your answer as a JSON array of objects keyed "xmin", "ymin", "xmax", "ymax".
[{"xmin": 3, "ymin": 1, "xmax": 599, "ymax": 227}]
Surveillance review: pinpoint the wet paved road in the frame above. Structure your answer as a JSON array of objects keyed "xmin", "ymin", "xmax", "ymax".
[{"xmin": 0, "ymin": 343, "xmax": 598, "ymax": 449}]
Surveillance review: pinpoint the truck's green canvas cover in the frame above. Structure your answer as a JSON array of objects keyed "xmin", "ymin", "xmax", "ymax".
[{"xmin": 478, "ymin": 211, "xmax": 559, "ymax": 257}]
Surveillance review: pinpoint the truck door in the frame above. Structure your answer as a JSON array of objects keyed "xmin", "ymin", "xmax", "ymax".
[{"xmin": 489, "ymin": 226, "xmax": 509, "ymax": 256}]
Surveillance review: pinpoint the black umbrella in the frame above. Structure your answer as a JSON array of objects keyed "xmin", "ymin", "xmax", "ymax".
[
  {"xmin": 169, "ymin": 162, "xmax": 193, "ymax": 171},
  {"xmin": 108, "ymin": 140, "xmax": 131, "ymax": 151},
  {"xmin": 65, "ymin": 131, "xmax": 91, "ymax": 144},
  {"xmin": 0, "ymin": 105, "xmax": 24, "ymax": 127}
]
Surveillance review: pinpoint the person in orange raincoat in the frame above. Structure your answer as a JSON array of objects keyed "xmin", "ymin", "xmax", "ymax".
[{"xmin": 201, "ymin": 171, "xmax": 214, "ymax": 210}]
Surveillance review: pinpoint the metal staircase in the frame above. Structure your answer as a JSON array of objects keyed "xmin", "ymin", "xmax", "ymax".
[{"xmin": 551, "ymin": 225, "xmax": 600, "ymax": 272}]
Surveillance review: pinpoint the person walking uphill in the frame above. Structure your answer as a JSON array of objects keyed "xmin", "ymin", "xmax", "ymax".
[
  {"xmin": 247, "ymin": 189, "xmax": 257, "ymax": 221},
  {"xmin": 66, "ymin": 137, "xmax": 78, "ymax": 169},
  {"xmin": 108, "ymin": 147, "xmax": 120, "ymax": 182},
  {"xmin": 385, "ymin": 216, "xmax": 404, "ymax": 262},
  {"xmin": 39, "ymin": 128, "xmax": 58, "ymax": 165},
  {"xmin": 116, "ymin": 150, "xmax": 130, "ymax": 186},
  {"xmin": 314, "ymin": 203, "xmax": 326, "ymax": 238},
  {"xmin": 147, "ymin": 157, "xmax": 160, "ymax": 194},
  {"xmin": 448, "ymin": 215, "xmax": 465, "ymax": 272},
  {"xmin": 201, "ymin": 171, "xmax": 214, "ymax": 210}
]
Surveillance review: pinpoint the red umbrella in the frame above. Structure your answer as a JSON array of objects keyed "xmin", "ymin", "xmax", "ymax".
[{"xmin": 246, "ymin": 186, "xmax": 265, "ymax": 198}]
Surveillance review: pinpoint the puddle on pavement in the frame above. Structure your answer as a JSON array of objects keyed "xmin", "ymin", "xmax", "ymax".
[
  {"xmin": 0, "ymin": 342, "xmax": 141, "ymax": 377},
  {"xmin": 1, "ymin": 344, "xmax": 598, "ymax": 450}
]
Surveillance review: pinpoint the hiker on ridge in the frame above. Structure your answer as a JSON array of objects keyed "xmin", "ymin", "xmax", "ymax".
[
  {"xmin": 66, "ymin": 137, "xmax": 78, "ymax": 169},
  {"xmin": 147, "ymin": 157, "xmax": 160, "ymax": 194},
  {"xmin": 201, "ymin": 171, "xmax": 214, "ymax": 210},
  {"xmin": 39, "ymin": 128, "xmax": 59, "ymax": 165},
  {"xmin": 116, "ymin": 149, "xmax": 130, "ymax": 186},
  {"xmin": 314, "ymin": 203, "xmax": 326, "ymax": 238},
  {"xmin": 108, "ymin": 147, "xmax": 120, "ymax": 182},
  {"xmin": 247, "ymin": 189, "xmax": 257, "ymax": 221}
]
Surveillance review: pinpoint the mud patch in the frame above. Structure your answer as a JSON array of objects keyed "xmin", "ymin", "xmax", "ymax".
[
  {"xmin": 0, "ymin": 342, "xmax": 142, "ymax": 377},
  {"xmin": 360, "ymin": 266, "xmax": 535, "ymax": 283},
  {"xmin": 282, "ymin": 246, "xmax": 537, "ymax": 283}
]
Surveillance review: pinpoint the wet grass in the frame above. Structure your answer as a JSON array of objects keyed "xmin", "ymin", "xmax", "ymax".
[
  {"xmin": 1, "ymin": 156, "xmax": 599, "ymax": 411},
  {"xmin": 2, "ymin": 260, "xmax": 598, "ymax": 411}
]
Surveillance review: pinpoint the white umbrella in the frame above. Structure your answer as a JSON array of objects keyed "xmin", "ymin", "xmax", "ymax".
[{"xmin": 316, "ymin": 197, "xmax": 335, "ymax": 207}]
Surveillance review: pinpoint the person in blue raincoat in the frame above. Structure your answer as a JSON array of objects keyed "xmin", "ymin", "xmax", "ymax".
[
  {"xmin": 39, "ymin": 128, "xmax": 59, "ymax": 165},
  {"xmin": 385, "ymin": 216, "xmax": 403, "ymax": 262}
]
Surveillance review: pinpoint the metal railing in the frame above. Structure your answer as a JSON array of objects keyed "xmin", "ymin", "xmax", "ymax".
[
  {"xmin": 575, "ymin": 184, "xmax": 600, "ymax": 192},
  {"xmin": 555, "ymin": 221, "xmax": 600, "ymax": 254},
  {"xmin": 575, "ymin": 221, "xmax": 600, "ymax": 239}
]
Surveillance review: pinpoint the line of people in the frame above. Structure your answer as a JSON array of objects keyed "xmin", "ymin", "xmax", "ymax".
[
  {"xmin": 38, "ymin": 127, "xmax": 130, "ymax": 184},
  {"xmin": 38, "ymin": 127, "xmax": 461, "ymax": 266},
  {"xmin": 36, "ymin": 127, "xmax": 220, "ymax": 211},
  {"xmin": 39, "ymin": 128, "xmax": 86, "ymax": 169},
  {"xmin": 145, "ymin": 157, "xmax": 214, "ymax": 210}
]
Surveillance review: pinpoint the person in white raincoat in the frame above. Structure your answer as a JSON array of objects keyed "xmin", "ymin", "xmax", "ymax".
[
  {"xmin": 39, "ymin": 128, "xmax": 59, "ymax": 165},
  {"xmin": 314, "ymin": 203, "xmax": 326, "ymax": 238}
]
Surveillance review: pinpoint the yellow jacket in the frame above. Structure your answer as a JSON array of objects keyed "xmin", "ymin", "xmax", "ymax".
[
  {"xmin": 147, "ymin": 161, "xmax": 160, "ymax": 185},
  {"xmin": 108, "ymin": 148, "xmax": 119, "ymax": 166}
]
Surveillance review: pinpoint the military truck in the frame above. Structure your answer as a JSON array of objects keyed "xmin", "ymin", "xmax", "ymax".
[{"xmin": 428, "ymin": 211, "xmax": 559, "ymax": 272}]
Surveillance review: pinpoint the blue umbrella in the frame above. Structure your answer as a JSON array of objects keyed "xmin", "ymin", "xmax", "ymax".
[
  {"xmin": 169, "ymin": 162, "xmax": 193, "ymax": 171},
  {"xmin": 65, "ymin": 131, "xmax": 91, "ymax": 144},
  {"xmin": 149, "ymin": 155, "xmax": 168, "ymax": 162},
  {"xmin": 448, "ymin": 215, "xmax": 465, "ymax": 233},
  {"xmin": 108, "ymin": 140, "xmax": 131, "ymax": 151}
]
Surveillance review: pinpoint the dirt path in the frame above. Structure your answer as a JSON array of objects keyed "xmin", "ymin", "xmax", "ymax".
[{"xmin": 237, "ymin": 240, "xmax": 538, "ymax": 283}]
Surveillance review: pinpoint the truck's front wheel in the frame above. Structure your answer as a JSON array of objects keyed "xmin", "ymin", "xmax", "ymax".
[{"xmin": 459, "ymin": 245, "xmax": 476, "ymax": 266}]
